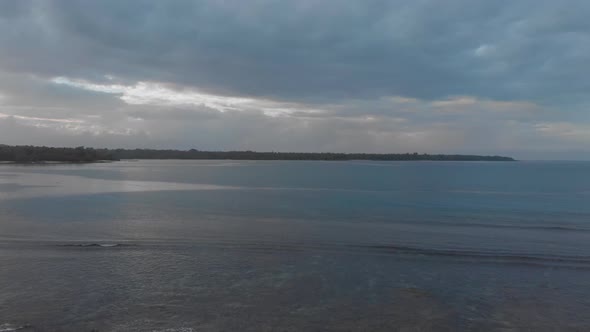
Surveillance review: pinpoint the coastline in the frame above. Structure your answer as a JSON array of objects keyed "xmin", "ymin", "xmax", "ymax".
[
  {"xmin": 0, "ymin": 145, "xmax": 516, "ymax": 162},
  {"xmin": 0, "ymin": 160, "xmax": 116, "ymax": 165}
]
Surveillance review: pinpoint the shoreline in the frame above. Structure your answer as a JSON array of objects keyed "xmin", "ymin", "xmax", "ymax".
[
  {"xmin": 0, "ymin": 158, "xmax": 517, "ymax": 164},
  {"xmin": 0, "ymin": 145, "xmax": 516, "ymax": 162},
  {"xmin": 0, "ymin": 160, "xmax": 116, "ymax": 165}
]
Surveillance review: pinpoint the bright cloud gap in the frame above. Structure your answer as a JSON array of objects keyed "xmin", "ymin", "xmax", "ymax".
[{"xmin": 51, "ymin": 77, "xmax": 324, "ymax": 117}]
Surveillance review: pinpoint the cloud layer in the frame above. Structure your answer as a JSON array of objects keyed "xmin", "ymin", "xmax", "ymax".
[{"xmin": 0, "ymin": 0, "xmax": 589, "ymax": 159}]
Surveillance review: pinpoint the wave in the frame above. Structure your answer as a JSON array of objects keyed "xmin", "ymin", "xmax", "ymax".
[
  {"xmin": 348, "ymin": 244, "xmax": 590, "ymax": 267},
  {"xmin": 46, "ymin": 238, "xmax": 590, "ymax": 268},
  {"xmin": 429, "ymin": 220, "xmax": 590, "ymax": 232},
  {"xmin": 0, "ymin": 323, "xmax": 33, "ymax": 332},
  {"xmin": 194, "ymin": 240, "xmax": 590, "ymax": 268},
  {"xmin": 56, "ymin": 243, "xmax": 135, "ymax": 248},
  {"xmin": 489, "ymin": 224, "xmax": 590, "ymax": 232}
]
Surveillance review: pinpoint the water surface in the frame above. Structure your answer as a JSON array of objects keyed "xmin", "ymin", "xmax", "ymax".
[{"xmin": 1, "ymin": 160, "xmax": 589, "ymax": 331}]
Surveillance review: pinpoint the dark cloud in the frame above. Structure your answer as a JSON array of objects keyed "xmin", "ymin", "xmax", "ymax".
[{"xmin": 0, "ymin": 0, "xmax": 587, "ymax": 103}]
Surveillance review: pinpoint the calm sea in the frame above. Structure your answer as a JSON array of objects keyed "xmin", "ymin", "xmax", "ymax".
[{"xmin": 1, "ymin": 160, "xmax": 590, "ymax": 331}]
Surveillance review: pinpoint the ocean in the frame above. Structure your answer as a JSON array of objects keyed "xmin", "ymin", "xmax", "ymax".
[{"xmin": 1, "ymin": 160, "xmax": 589, "ymax": 331}]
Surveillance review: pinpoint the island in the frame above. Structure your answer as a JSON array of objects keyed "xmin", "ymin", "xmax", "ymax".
[{"xmin": 0, "ymin": 145, "xmax": 515, "ymax": 163}]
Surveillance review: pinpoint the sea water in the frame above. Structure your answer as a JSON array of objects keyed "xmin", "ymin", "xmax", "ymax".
[{"xmin": 1, "ymin": 160, "xmax": 589, "ymax": 331}]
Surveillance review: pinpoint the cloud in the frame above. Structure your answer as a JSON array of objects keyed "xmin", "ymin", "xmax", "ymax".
[
  {"xmin": 2, "ymin": 0, "xmax": 588, "ymax": 102},
  {"xmin": 535, "ymin": 122, "xmax": 590, "ymax": 143},
  {"xmin": 51, "ymin": 76, "xmax": 324, "ymax": 116}
]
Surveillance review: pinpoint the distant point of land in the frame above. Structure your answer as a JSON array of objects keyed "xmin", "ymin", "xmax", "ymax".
[{"xmin": 0, "ymin": 145, "xmax": 515, "ymax": 163}]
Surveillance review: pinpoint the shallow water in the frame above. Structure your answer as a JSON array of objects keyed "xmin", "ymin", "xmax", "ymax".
[{"xmin": 1, "ymin": 160, "xmax": 589, "ymax": 331}]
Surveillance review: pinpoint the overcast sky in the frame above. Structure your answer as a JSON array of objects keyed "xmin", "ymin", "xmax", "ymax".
[{"xmin": 1, "ymin": 0, "xmax": 589, "ymax": 159}]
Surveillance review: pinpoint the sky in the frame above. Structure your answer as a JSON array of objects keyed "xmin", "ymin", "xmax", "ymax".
[{"xmin": 0, "ymin": 0, "xmax": 589, "ymax": 159}]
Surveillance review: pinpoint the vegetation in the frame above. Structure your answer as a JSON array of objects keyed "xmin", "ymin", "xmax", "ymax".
[
  {"xmin": 0, "ymin": 145, "xmax": 515, "ymax": 162},
  {"xmin": 0, "ymin": 145, "xmax": 116, "ymax": 163},
  {"xmin": 111, "ymin": 149, "xmax": 515, "ymax": 161}
]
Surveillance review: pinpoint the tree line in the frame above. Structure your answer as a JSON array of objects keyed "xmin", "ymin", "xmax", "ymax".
[
  {"xmin": 0, "ymin": 145, "xmax": 515, "ymax": 162},
  {"xmin": 0, "ymin": 145, "xmax": 115, "ymax": 162}
]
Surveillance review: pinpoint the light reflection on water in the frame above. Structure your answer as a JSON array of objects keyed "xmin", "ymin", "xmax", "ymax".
[{"xmin": 0, "ymin": 171, "xmax": 237, "ymax": 200}]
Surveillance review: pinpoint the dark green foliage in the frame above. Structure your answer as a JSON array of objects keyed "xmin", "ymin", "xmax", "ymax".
[
  {"xmin": 0, "ymin": 145, "xmax": 116, "ymax": 163},
  {"xmin": 0, "ymin": 145, "xmax": 515, "ymax": 162},
  {"xmin": 110, "ymin": 149, "xmax": 514, "ymax": 161}
]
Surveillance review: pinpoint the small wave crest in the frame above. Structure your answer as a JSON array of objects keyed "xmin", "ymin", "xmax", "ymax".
[
  {"xmin": 433, "ymin": 221, "xmax": 590, "ymax": 232},
  {"xmin": 56, "ymin": 243, "xmax": 134, "ymax": 248},
  {"xmin": 0, "ymin": 323, "xmax": 33, "ymax": 332}
]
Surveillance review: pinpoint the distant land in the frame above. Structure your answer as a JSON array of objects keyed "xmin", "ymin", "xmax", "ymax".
[{"xmin": 0, "ymin": 145, "xmax": 515, "ymax": 163}]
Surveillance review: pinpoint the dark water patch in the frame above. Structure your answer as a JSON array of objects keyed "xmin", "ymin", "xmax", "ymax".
[
  {"xmin": 352, "ymin": 244, "xmax": 590, "ymax": 268},
  {"xmin": 398, "ymin": 286, "xmax": 434, "ymax": 298}
]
